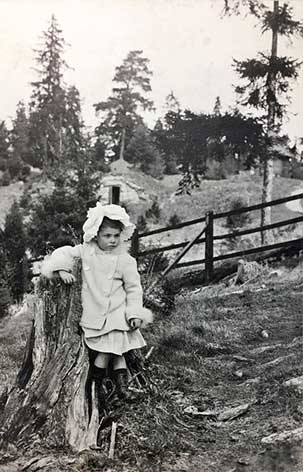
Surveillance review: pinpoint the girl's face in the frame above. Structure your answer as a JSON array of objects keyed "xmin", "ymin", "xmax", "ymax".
[{"xmin": 97, "ymin": 225, "xmax": 121, "ymax": 252}]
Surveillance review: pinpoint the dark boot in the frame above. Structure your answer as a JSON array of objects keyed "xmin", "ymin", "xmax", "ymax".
[{"xmin": 113, "ymin": 368, "xmax": 135, "ymax": 401}]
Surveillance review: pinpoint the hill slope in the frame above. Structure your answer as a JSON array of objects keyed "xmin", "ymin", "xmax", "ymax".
[{"xmin": 0, "ymin": 262, "xmax": 302, "ymax": 471}]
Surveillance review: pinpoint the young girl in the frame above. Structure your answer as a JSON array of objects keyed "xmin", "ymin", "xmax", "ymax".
[{"xmin": 41, "ymin": 203, "xmax": 152, "ymax": 409}]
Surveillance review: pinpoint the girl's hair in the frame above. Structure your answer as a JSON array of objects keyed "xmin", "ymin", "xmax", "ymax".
[{"xmin": 98, "ymin": 216, "xmax": 124, "ymax": 232}]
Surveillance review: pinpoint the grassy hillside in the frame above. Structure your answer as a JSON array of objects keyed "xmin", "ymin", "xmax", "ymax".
[
  {"xmin": 146, "ymin": 173, "xmax": 303, "ymax": 226},
  {"xmin": 0, "ymin": 261, "xmax": 302, "ymax": 471},
  {"xmin": 135, "ymin": 173, "xmax": 303, "ymax": 264},
  {"xmin": 0, "ymin": 171, "xmax": 301, "ymax": 229}
]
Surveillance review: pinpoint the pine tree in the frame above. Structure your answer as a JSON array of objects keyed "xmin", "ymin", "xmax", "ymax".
[
  {"xmin": 226, "ymin": 0, "xmax": 303, "ymax": 241},
  {"xmin": 63, "ymin": 85, "xmax": 87, "ymax": 166},
  {"xmin": 9, "ymin": 101, "xmax": 31, "ymax": 179},
  {"xmin": 28, "ymin": 15, "xmax": 67, "ymax": 171},
  {"xmin": 94, "ymin": 50, "xmax": 154, "ymax": 161},
  {"xmin": 28, "ymin": 16, "xmax": 88, "ymax": 174},
  {"xmin": 0, "ymin": 121, "xmax": 10, "ymax": 163},
  {"xmin": 213, "ymin": 96, "xmax": 222, "ymax": 116},
  {"xmin": 11, "ymin": 102, "xmax": 30, "ymax": 162},
  {"xmin": 125, "ymin": 124, "xmax": 164, "ymax": 177},
  {"xmin": 4, "ymin": 201, "xmax": 28, "ymax": 302}
]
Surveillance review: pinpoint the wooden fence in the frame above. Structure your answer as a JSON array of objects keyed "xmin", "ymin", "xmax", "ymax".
[{"xmin": 131, "ymin": 192, "xmax": 303, "ymax": 284}]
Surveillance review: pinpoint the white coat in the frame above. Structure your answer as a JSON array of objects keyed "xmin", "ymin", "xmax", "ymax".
[{"xmin": 41, "ymin": 242, "xmax": 146, "ymax": 335}]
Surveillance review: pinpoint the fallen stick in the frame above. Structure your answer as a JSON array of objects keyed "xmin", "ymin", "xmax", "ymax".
[
  {"xmin": 145, "ymin": 346, "xmax": 154, "ymax": 361},
  {"xmin": 108, "ymin": 421, "xmax": 117, "ymax": 460}
]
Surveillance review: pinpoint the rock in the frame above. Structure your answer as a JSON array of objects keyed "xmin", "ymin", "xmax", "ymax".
[
  {"xmin": 218, "ymin": 403, "xmax": 251, "ymax": 421},
  {"xmin": 261, "ymin": 427, "xmax": 303, "ymax": 445},
  {"xmin": 284, "ymin": 376, "xmax": 303, "ymax": 393},
  {"xmin": 260, "ymin": 329, "xmax": 269, "ymax": 339},
  {"xmin": 185, "ymin": 403, "xmax": 251, "ymax": 421}
]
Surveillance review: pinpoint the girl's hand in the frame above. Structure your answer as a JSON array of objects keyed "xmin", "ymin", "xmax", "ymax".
[
  {"xmin": 58, "ymin": 270, "xmax": 76, "ymax": 284},
  {"xmin": 129, "ymin": 318, "xmax": 142, "ymax": 330}
]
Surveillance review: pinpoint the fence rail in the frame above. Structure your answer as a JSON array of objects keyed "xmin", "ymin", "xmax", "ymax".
[{"xmin": 133, "ymin": 192, "xmax": 303, "ymax": 283}]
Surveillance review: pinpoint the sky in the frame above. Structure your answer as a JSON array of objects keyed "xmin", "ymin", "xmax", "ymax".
[{"xmin": 1, "ymin": 0, "xmax": 303, "ymax": 141}]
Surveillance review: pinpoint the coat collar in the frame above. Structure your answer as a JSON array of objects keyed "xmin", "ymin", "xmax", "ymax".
[{"xmin": 87, "ymin": 241, "xmax": 128, "ymax": 257}]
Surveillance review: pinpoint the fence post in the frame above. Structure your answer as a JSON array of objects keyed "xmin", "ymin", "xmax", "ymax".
[
  {"xmin": 130, "ymin": 228, "xmax": 139, "ymax": 260},
  {"xmin": 205, "ymin": 211, "xmax": 214, "ymax": 283}
]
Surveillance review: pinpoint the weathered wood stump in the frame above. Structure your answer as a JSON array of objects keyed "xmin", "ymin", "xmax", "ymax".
[{"xmin": 0, "ymin": 265, "xmax": 100, "ymax": 452}]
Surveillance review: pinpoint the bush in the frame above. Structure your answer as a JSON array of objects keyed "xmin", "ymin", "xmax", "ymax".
[
  {"xmin": 4, "ymin": 201, "xmax": 29, "ymax": 302},
  {"xmin": 165, "ymin": 155, "xmax": 179, "ymax": 175},
  {"xmin": 145, "ymin": 199, "xmax": 161, "ymax": 223},
  {"xmin": 137, "ymin": 215, "xmax": 148, "ymax": 233},
  {"xmin": 290, "ymin": 161, "xmax": 303, "ymax": 180},
  {"xmin": 7, "ymin": 157, "xmax": 23, "ymax": 179},
  {"xmin": 20, "ymin": 164, "xmax": 31, "ymax": 180},
  {"xmin": 138, "ymin": 245, "xmax": 169, "ymax": 275},
  {"xmin": 226, "ymin": 196, "xmax": 251, "ymax": 230},
  {"xmin": 205, "ymin": 160, "xmax": 227, "ymax": 180},
  {"xmin": 168, "ymin": 213, "xmax": 181, "ymax": 226},
  {"xmin": 0, "ymin": 282, "xmax": 11, "ymax": 318},
  {"xmin": 0, "ymin": 169, "xmax": 11, "ymax": 186},
  {"xmin": 0, "ymin": 158, "xmax": 7, "ymax": 172}
]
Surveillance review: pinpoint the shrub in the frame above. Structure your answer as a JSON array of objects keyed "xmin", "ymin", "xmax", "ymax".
[
  {"xmin": 4, "ymin": 201, "xmax": 29, "ymax": 302},
  {"xmin": 137, "ymin": 215, "xmax": 148, "ymax": 233},
  {"xmin": 138, "ymin": 245, "xmax": 169, "ymax": 276},
  {"xmin": 0, "ymin": 158, "xmax": 7, "ymax": 172},
  {"xmin": 205, "ymin": 160, "xmax": 228, "ymax": 180},
  {"xmin": 168, "ymin": 213, "xmax": 181, "ymax": 227},
  {"xmin": 20, "ymin": 164, "xmax": 31, "ymax": 180},
  {"xmin": 0, "ymin": 169, "xmax": 11, "ymax": 186},
  {"xmin": 226, "ymin": 196, "xmax": 251, "ymax": 230},
  {"xmin": 7, "ymin": 157, "xmax": 23, "ymax": 179},
  {"xmin": 0, "ymin": 282, "xmax": 11, "ymax": 318},
  {"xmin": 145, "ymin": 199, "xmax": 161, "ymax": 223},
  {"xmin": 165, "ymin": 155, "xmax": 179, "ymax": 175}
]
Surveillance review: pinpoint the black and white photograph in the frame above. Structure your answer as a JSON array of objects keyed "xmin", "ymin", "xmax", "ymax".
[{"xmin": 0, "ymin": 1, "xmax": 302, "ymax": 471}]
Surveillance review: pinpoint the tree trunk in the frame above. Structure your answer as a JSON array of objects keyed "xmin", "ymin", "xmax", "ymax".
[
  {"xmin": 119, "ymin": 127, "xmax": 126, "ymax": 161},
  {"xmin": 261, "ymin": 0, "xmax": 279, "ymax": 244},
  {"xmin": 0, "ymin": 264, "xmax": 100, "ymax": 452}
]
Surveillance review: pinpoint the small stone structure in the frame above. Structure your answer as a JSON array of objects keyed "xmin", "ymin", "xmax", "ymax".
[{"xmin": 98, "ymin": 158, "xmax": 147, "ymax": 205}]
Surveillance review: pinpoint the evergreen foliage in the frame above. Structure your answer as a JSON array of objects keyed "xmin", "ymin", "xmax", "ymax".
[
  {"xmin": 0, "ymin": 230, "xmax": 12, "ymax": 318},
  {"xmin": 125, "ymin": 125, "xmax": 164, "ymax": 178},
  {"xmin": 26, "ymin": 168, "xmax": 100, "ymax": 257},
  {"xmin": 168, "ymin": 213, "xmax": 181, "ymax": 226},
  {"xmin": 226, "ymin": 196, "xmax": 251, "ymax": 229},
  {"xmin": 3, "ymin": 202, "xmax": 28, "ymax": 302},
  {"xmin": 28, "ymin": 15, "xmax": 87, "ymax": 173},
  {"xmin": 137, "ymin": 215, "xmax": 148, "ymax": 233},
  {"xmin": 0, "ymin": 121, "xmax": 10, "ymax": 161},
  {"xmin": 145, "ymin": 199, "xmax": 161, "ymax": 223},
  {"xmin": 229, "ymin": 0, "xmax": 303, "ymax": 234},
  {"xmin": 94, "ymin": 50, "xmax": 154, "ymax": 161}
]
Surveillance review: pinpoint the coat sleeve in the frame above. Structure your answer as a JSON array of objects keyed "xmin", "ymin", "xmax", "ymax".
[
  {"xmin": 123, "ymin": 255, "xmax": 143, "ymax": 322},
  {"xmin": 40, "ymin": 245, "xmax": 82, "ymax": 279}
]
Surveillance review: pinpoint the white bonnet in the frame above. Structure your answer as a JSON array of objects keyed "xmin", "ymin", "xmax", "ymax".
[{"xmin": 82, "ymin": 202, "xmax": 135, "ymax": 243}]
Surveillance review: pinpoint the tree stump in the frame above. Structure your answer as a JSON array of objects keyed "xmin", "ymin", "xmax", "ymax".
[{"xmin": 0, "ymin": 264, "xmax": 100, "ymax": 452}]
